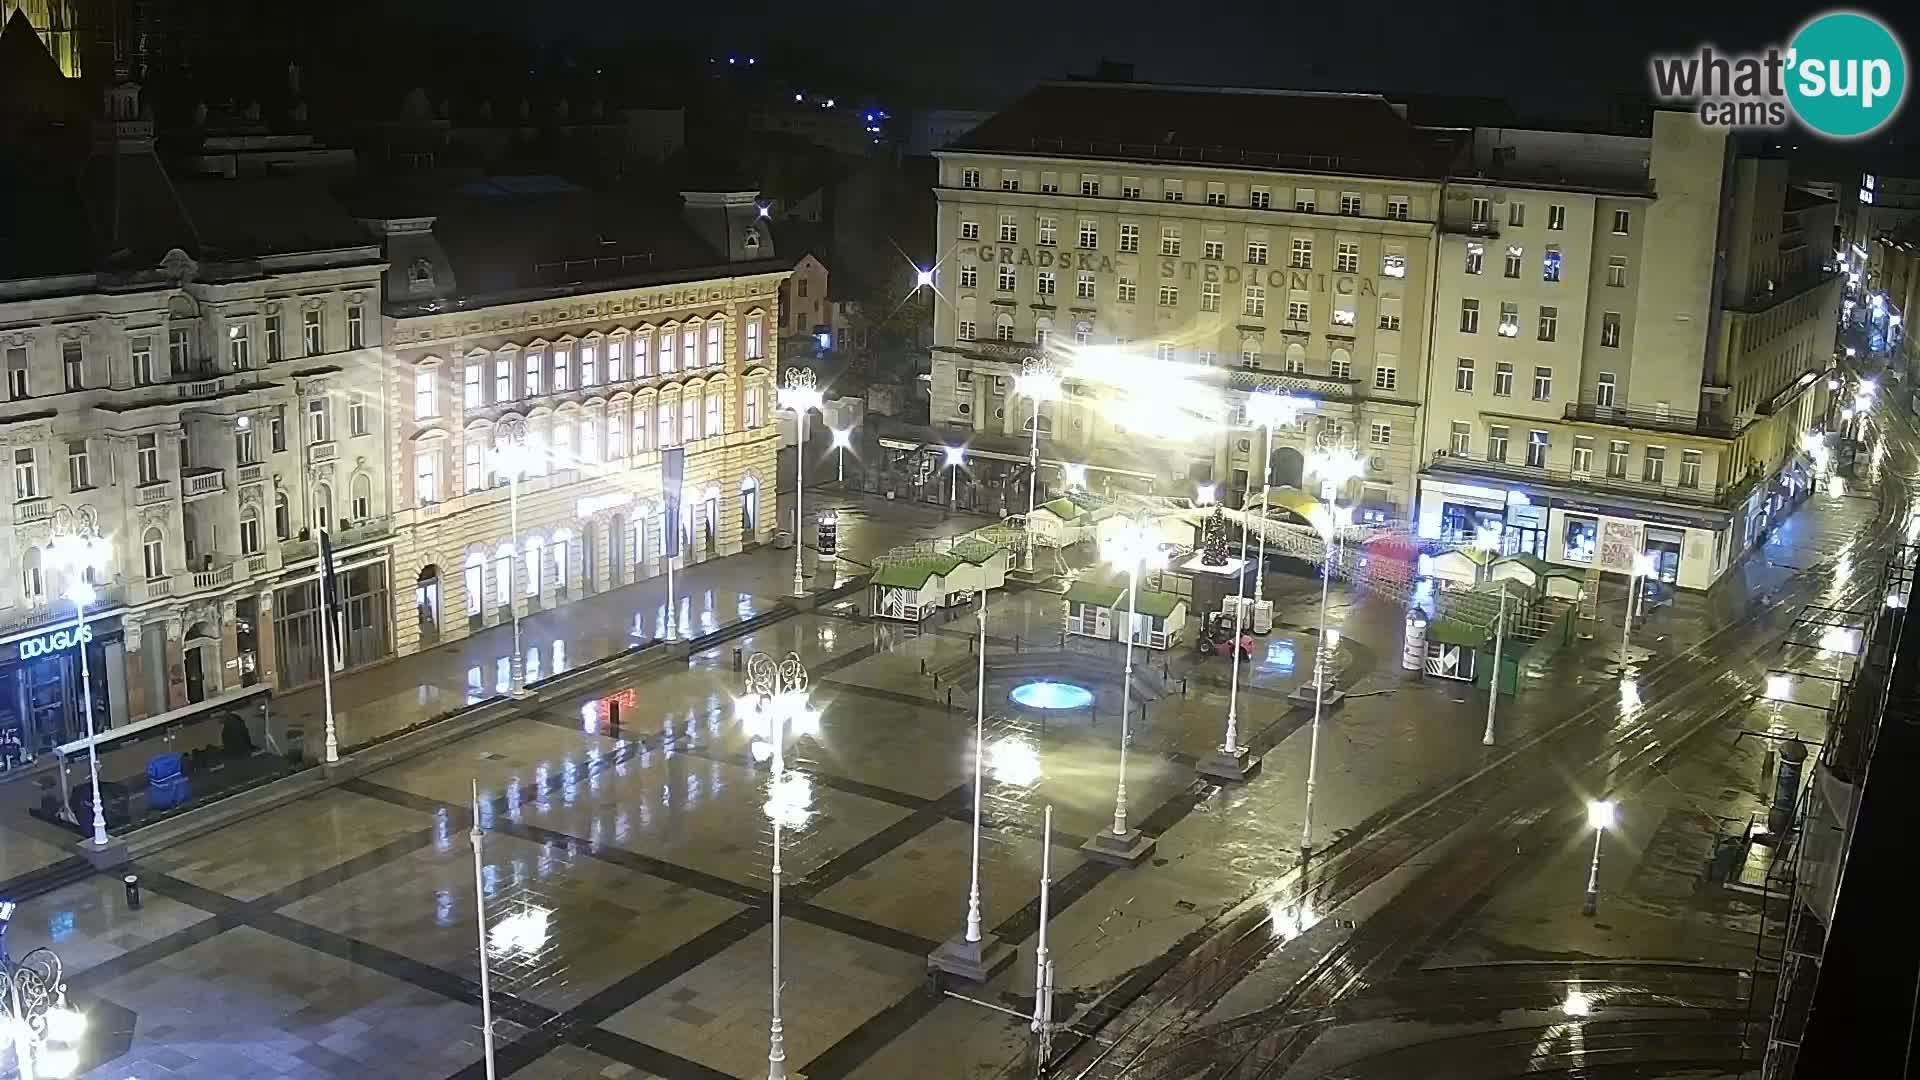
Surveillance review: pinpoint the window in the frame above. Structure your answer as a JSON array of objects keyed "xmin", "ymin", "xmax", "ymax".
[
  {"xmin": 1163, "ymin": 180, "xmax": 1183, "ymax": 202},
  {"xmin": 1460, "ymin": 299, "xmax": 1480, "ymax": 333},
  {"xmin": 959, "ymin": 265, "xmax": 977, "ymax": 289},
  {"xmin": 1073, "ymin": 324, "xmax": 1091, "ymax": 345},
  {"xmin": 143, "ymin": 528, "xmax": 165, "ymax": 580},
  {"xmin": 1572, "ymin": 436, "xmax": 1594, "ymax": 474},
  {"xmin": 1220, "ymin": 281, "xmax": 1256, "ymax": 317},
  {"xmin": 680, "ymin": 330, "xmax": 696, "ymax": 372},
  {"xmin": 1387, "ymin": 196, "xmax": 1410, "ymax": 221},
  {"xmin": 5, "ymin": 351, "xmax": 26, "ymax": 400},
  {"xmin": 998, "ymin": 214, "xmax": 1017, "ymax": 243},
  {"xmin": 1250, "ymin": 186, "xmax": 1271, "ymax": 209},
  {"xmin": 1504, "ymin": 245, "xmax": 1523, "ymax": 278},
  {"xmin": 1037, "ymin": 216, "xmax": 1057, "ymax": 246},
  {"xmin": 495, "ymin": 356, "xmax": 513, "ymax": 400},
  {"xmin": 1680, "ymin": 449, "xmax": 1702, "ymax": 489},
  {"xmin": 1206, "ymin": 184, "xmax": 1226, "ymax": 207},
  {"xmin": 132, "ymin": 335, "xmax": 155, "ymax": 386},
  {"xmin": 271, "ymin": 408, "xmax": 286, "ymax": 452},
  {"xmin": 1038, "ymin": 271, "xmax": 1056, "ymax": 296},
  {"xmin": 1607, "ymin": 440, "xmax": 1629, "ymax": 479},
  {"xmin": 465, "ymin": 442, "xmax": 483, "ymax": 492},
  {"xmin": 1563, "ymin": 516, "xmax": 1597, "ymax": 562},
  {"xmin": 416, "ymin": 448, "xmax": 440, "ymax": 503},
  {"xmin": 630, "ymin": 404, "xmax": 650, "ymax": 452},
  {"xmin": 1120, "ymin": 180, "xmax": 1140, "ymax": 198},
  {"xmin": 1533, "ymin": 366, "xmax": 1553, "ymax": 400},
  {"xmin": 1155, "ymin": 342, "xmax": 1176, "ymax": 362},
  {"xmin": 264, "ymin": 316, "xmax": 282, "ymax": 362},
  {"xmin": 350, "ymin": 391, "xmax": 369, "ymax": 436},
  {"xmin": 1290, "ymin": 237, "xmax": 1312, "ymax": 268},
  {"xmin": 1487, "ymin": 425, "xmax": 1509, "ymax": 463},
  {"xmin": 1118, "ymin": 224, "xmax": 1139, "ymax": 252},
  {"xmin": 464, "ymin": 363, "xmax": 483, "ymax": 408},
  {"xmin": 1241, "ymin": 342, "xmax": 1263, "ymax": 368},
  {"xmin": 1600, "ymin": 312, "xmax": 1621, "ymax": 348},
  {"xmin": 1381, "ymin": 247, "xmax": 1406, "ymax": 278},
  {"xmin": 520, "ymin": 352, "xmax": 544, "ymax": 397},
  {"xmin": 962, "ymin": 167, "xmax": 980, "ymax": 189},
  {"xmin": 1078, "ymin": 219, "xmax": 1098, "ymax": 249},
  {"xmin": 1547, "ymin": 204, "xmax": 1566, "ymax": 231},
  {"xmin": 1340, "ymin": 192, "xmax": 1362, "ymax": 215},
  {"xmin": 746, "ymin": 317, "xmax": 764, "ymax": 360},
  {"xmin": 1542, "ymin": 246, "xmax": 1562, "ymax": 282},
  {"xmin": 1117, "ymin": 277, "xmax": 1137, "ymax": 303},
  {"xmin": 606, "ymin": 339, "xmax": 623, "ymax": 381},
  {"xmin": 1286, "ymin": 299, "xmax": 1309, "ymax": 322},
  {"xmin": 11, "ymin": 448, "xmax": 35, "ymax": 499},
  {"xmin": 658, "ymin": 331, "xmax": 674, "ymax": 373},
  {"xmin": 1247, "ymin": 241, "xmax": 1269, "ymax": 265},
  {"xmin": 347, "ymin": 305, "xmax": 366, "ymax": 349},
  {"xmin": 415, "ymin": 369, "xmax": 437, "ymax": 419},
  {"xmin": 960, "ymin": 220, "xmax": 980, "ymax": 241},
  {"xmin": 1596, "ymin": 372, "xmax": 1617, "ymax": 406},
  {"xmin": 704, "ymin": 323, "xmax": 721, "ymax": 367},
  {"xmin": 1379, "ymin": 313, "xmax": 1402, "ymax": 331},
  {"xmin": 1643, "ymin": 446, "xmax": 1666, "ymax": 484},
  {"xmin": 240, "ymin": 510, "xmax": 261, "ymax": 555},
  {"xmin": 1374, "ymin": 364, "xmax": 1397, "ymax": 391},
  {"xmin": 1331, "ymin": 305, "xmax": 1356, "ymax": 327},
  {"xmin": 1607, "ymin": 257, "xmax": 1628, "ymax": 288},
  {"xmin": 1076, "ymin": 271, "xmax": 1095, "ymax": 299},
  {"xmin": 65, "ymin": 440, "xmax": 89, "ymax": 491},
  {"xmin": 1450, "ymin": 421, "xmax": 1471, "ymax": 455},
  {"xmin": 1201, "ymin": 281, "xmax": 1221, "ymax": 311},
  {"xmin": 1471, "ymin": 197, "xmax": 1491, "ymax": 223},
  {"xmin": 658, "ymin": 400, "xmax": 675, "ymax": 447},
  {"xmin": 1507, "ymin": 201, "xmax": 1526, "ymax": 227},
  {"xmin": 234, "ymin": 423, "xmax": 255, "ymax": 464},
  {"xmin": 1336, "ymin": 242, "xmax": 1358, "ymax": 273},
  {"xmin": 1526, "ymin": 429, "xmax": 1548, "ymax": 468},
  {"xmin": 958, "ymin": 321, "xmax": 976, "ymax": 341},
  {"xmin": 63, "ymin": 341, "xmax": 84, "ymax": 390},
  {"xmin": 1611, "ymin": 209, "xmax": 1631, "ymax": 234},
  {"xmin": 1200, "ymin": 240, "xmax": 1223, "ymax": 261},
  {"xmin": 681, "ymin": 396, "xmax": 699, "ymax": 442},
  {"xmin": 1294, "ymin": 188, "xmax": 1316, "ymax": 212},
  {"xmin": 1161, "ymin": 226, "xmax": 1181, "ymax": 256},
  {"xmin": 1498, "ymin": 302, "xmax": 1519, "ymax": 337},
  {"xmin": 1003, "ymin": 173, "xmax": 1022, "ymax": 192},
  {"xmin": 1330, "ymin": 353, "xmax": 1352, "ymax": 379},
  {"xmin": 302, "ymin": 309, "xmax": 323, "ymax": 354},
  {"xmin": 706, "ymin": 394, "xmax": 724, "ymax": 437},
  {"xmin": 998, "ymin": 265, "xmax": 1017, "ymax": 292},
  {"xmin": 1370, "ymin": 422, "xmax": 1392, "ymax": 445},
  {"xmin": 1455, "ymin": 357, "xmax": 1475, "ymax": 392},
  {"xmin": 308, "ymin": 395, "xmax": 331, "ymax": 442},
  {"xmin": 1464, "ymin": 243, "xmax": 1484, "ymax": 275},
  {"xmin": 1080, "ymin": 176, "xmax": 1100, "ymax": 197},
  {"xmin": 1493, "ymin": 362, "xmax": 1514, "ymax": 396},
  {"xmin": 275, "ymin": 491, "xmax": 290, "ymax": 540},
  {"xmin": 995, "ymin": 319, "xmax": 1015, "ymax": 342},
  {"xmin": 1537, "ymin": 306, "xmax": 1560, "ymax": 342}
]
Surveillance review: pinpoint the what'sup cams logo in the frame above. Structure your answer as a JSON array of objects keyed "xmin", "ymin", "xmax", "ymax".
[{"xmin": 1650, "ymin": 10, "xmax": 1908, "ymax": 139}]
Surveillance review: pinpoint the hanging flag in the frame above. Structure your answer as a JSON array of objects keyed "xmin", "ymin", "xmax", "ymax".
[
  {"xmin": 318, "ymin": 527, "xmax": 342, "ymax": 622},
  {"xmin": 663, "ymin": 447, "xmax": 685, "ymax": 559}
]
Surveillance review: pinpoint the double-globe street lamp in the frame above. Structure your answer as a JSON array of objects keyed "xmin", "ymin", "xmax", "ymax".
[
  {"xmin": 1014, "ymin": 357, "xmax": 1063, "ymax": 573},
  {"xmin": 44, "ymin": 533, "xmax": 112, "ymax": 847},
  {"xmin": 0, "ymin": 913, "xmax": 86, "ymax": 1080},
  {"xmin": 489, "ymin": 437, "xmax": 540, "ymax": 697},
  {"xmin": 1582, "ymin": 799, "xmax": 1618, "ymax": 916},
  {"xmin": 737, "ymin": 652, "xmax": 819, "ymax": 1080},
  {"xmin": 1301, "ymin": 444, "xmax": 1365, "ymax": 859},
  {"xmin": 1083, "ymin": 519, "xmax": 1168, "ymax": 866},
  {"xmin": 1618, "ymin": 551, "xmax": 1658, "ymax": 671},
  {"xmin": 1245, "ymin": 392, "xmax": 1314, "ymax": 613},
  {"xmin": 779, "ymin": 369, "xmax": 826, "ymax": 599}
]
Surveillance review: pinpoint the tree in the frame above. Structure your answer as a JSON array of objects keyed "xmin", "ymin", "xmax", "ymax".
[{"xmin": 1201, "ymin": 508, "xmax": 1230, "ymax": 566}]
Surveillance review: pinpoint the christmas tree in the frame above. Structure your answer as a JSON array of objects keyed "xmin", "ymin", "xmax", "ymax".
[{"xmin": 1201, "ymin": 508, "xmax": 1230, "ymax": 566}]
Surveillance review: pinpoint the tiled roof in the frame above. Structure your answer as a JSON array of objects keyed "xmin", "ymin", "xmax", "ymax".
[{"xmin": 949, "ymin": 82, "xmax": 1449, "ymax": 179}]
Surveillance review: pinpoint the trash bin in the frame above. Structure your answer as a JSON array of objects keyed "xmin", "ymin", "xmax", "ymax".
[{"xmin": 285, "ymin": 725, "xmax": 307, "ymax": 766}]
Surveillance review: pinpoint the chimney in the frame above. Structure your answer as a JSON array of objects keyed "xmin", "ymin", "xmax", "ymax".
[{"xmin": 681, "ymin": 189, "xmax": 773, "ymax": 263}]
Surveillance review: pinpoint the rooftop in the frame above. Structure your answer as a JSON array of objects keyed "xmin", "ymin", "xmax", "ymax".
[{"xmin": 948, "ymin": 82, "xmax": 1451, "ymax": 179}]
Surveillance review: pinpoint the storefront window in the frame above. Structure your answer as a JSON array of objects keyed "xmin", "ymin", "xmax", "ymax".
[{"xmin": 1563, "ymin": 516, "xmax": 1598, "ymax": 562}]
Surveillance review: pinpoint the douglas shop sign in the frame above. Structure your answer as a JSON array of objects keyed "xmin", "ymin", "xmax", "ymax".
[{"xmin": 17, "ymin": 625, "xmax": 92, "ymax": 661}]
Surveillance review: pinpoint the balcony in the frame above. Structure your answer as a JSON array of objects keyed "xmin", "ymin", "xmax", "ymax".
[
  {"xmin": 237, "ymin": 463, "xmax": 265, "ymax": 486},
  {"xmin": 1226, "ymin": 367, "xmax": 1357, "ymax": 403},
  {"xmin": 13, "ymin": 495, "xmax": 50, "ymax": 524},
  {"xmin": 279, "ymin": 518, "xmax": 394, "ymax": 564},
  {"xmin": 1427, "ymin": 449, "xmax": 1753, "ymax": 509},
  {"xmin": 190, "ymin": 558, "xmax": 238, "ymax": 591},
  {"xmin": 1562, "ymin": 402, "xmax": 1741, "ymax": 440},
  {"xmin": 181, "ymin": 467, "xmax": 228, "ymax": 500},
  {"xmin": 307, "ymin": 441, "xmax": 337, "ymax": 464},
  {"xmin": 135, "ymin": 480, "xmax": 175, "ymax": 506},
  {"xmin": 175, "ymin": 374, "xmax": 229, "ymax": 399}
]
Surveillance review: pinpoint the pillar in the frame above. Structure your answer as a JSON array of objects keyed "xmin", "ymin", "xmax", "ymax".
[
  {"xmin": 255, "ymin": 590, "xmax": 279, "ymax": 688},
  {"xmin": 121, "ymin": 615, "xmax": 152, "ymax": 722}
]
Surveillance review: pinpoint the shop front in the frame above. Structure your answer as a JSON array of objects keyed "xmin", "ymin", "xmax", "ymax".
[
  {"xmin": 1544, "ymin": 499, "xmax": 1729, "ymax": 590},
  {"xmin": 0, "ymin": 615, "xmax": 128, "ymax": 771},
  {"xmin": 1419, "ymin": 478, "xmax": 1546, "ymax": 556},
  {"xmin": 272, "ymin": 558, "xmax": 393, "ymax": 691}
]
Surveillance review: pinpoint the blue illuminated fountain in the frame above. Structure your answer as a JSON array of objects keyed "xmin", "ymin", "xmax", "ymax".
[{"xmin": 1009, "ymin": 680, "xmax": 1095, "ymax": 712}]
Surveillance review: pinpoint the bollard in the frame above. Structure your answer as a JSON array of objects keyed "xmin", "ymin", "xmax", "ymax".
[
  {"xmin": 947, "ymin": 687, "xmax": 954, "ymax": 710},
  {"xmin": 124, "ymin": 874, "xmax": 142, "ymax": 910},
  {"xmin": 608, "ymin": 698, "xmax": 622, "ymax": 733},
  {"xmin": 1182, "ymin": 677, "xmax": 1188, "ymax": 696},
  {"xmin": 734, "ymin": 647, "xmax": 744, "ymax": 672},
  {"xmin": 1016, "ymin": 634, "xmax": 1022, "ymax": 653},
  {"xmin": 969, "ymin": 635, "xmax": 975, "ymax": 655},
  {"xmin": 921, "ymin": 658, "xmax": 928, "ymax": 675}
]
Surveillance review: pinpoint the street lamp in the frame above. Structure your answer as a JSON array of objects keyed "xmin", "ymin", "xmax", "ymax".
[
  {"xmin": 943, "ymin": 444, "xmax": 966, "ymax": 508},
  {"xmin": 490, "ymin": 439, "xmax": 538, "ymax": 697},
  {"xmin": 930, "ymin": 593, "xmax": 1016, "ymax": 982},
  {"xmin": 1015, "ymin": 357, "xmax": 1063, "ymax": 572},
  {"xmin": 1619, "ymin": 552, "xmax": 1657, "ymax": 670},
  {"xmin": 0, "ymin": 915, "xmax": 86, "ymax": 1080},
  {"xmin": 44, "ymin": 534, "xmax": 111, "ymax": 846},
  {"xmin": 1582, "ymin": 799, "xmax": 1617, "ymax": 916},
  {"xmin": 829, "ymin": 426, "xmax": 853, "ymax": 484},
  {"xmin": 1244, "ymin": 393, "xmax": 1313, "ymax": 607},
  {"xmin": 468, "ymin": 782, "xmax": 497, "ymax": 1080},
  {"xmin": 738, "ymin": 652, "xmax": 816, "ymax": 1080},
  {"xmin": 1085, "ymin": 519, "xmax": 1167, "ymax": 865},
  {"xmin": 778, "ymin": 368, "xmax": 825, "ymax": 598},
  {"xmin": 1199, "ymin": 478, "xmax": 1257, "ymax": 783},
  {"xmin": 1300, "ymin": 499, "xmax": 1354, "ymax": 858}
]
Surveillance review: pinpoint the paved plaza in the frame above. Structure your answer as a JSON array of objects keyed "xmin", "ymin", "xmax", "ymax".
[{"xmin": 0, "ymin": 469, "xmax": 1896, "ymax": 1079}]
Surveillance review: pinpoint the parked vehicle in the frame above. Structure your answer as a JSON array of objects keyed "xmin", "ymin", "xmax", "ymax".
[{"xmin": 1195, "ymin": 612, "xmax": 1254, "ymax": 660}]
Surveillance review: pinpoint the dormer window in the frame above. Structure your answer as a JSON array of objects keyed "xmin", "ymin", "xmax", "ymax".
[
  {"xmin": 408, "ymin": 258, "xmax": 435, "ymax": 288},
  {"xmin": 744, "ymin": 227, "xmax": 762, "ymax": 252}
]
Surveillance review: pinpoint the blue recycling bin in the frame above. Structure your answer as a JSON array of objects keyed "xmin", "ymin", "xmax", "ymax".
[{"xmin": 146, "ymin": 753, "xmax": 190, "ymax": 812}]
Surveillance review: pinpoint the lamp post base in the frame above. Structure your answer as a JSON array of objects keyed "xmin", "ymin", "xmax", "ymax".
[
  {"xmin": 1080, "ymin": 827, "xmax": 1156, "ymax": 867},
  {"xmin": 1286, "ymin": 685, "xmax": 1346, "ymax": 710},
  {"xmin": 77, "ymin": 834, "xmax": 131, "ymax": 870},
  {"xmin": 926, "ymin": 934, "xmax": 1017, "ymax": 985},
  {"xmin": 1197, "ymin": 745, "xmax": 1260, "ymax": 784}
]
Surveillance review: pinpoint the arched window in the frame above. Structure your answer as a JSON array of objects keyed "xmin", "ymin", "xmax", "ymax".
[
  {"xmin": 740, "ymin": 475, "xmax": 760, "ymax": 539},
  {"xmin": 311, "ymin": 482, "xmax": 332, "ymax": 533},
  {"xmin": 20, "ymin": 546, "xmax": 43, "ymax": 603},
  {"xmin": 142, "ymin": 527, "xmax": 166, "ymax": 580},
  {"xmin": 351, "ymin": 472, "xmax": 373, "ymax": 520},
  {"xmin": 240, "ymin": 507, "xmax": 262, "ymax": 554},
  {"xmin": 464, "ymin": 553, "xmax": 485, "ymax": 626},
  {"xmin": 415, "ymin": 565, "xmax": 441, "ymax": 642},
  {"xmin": 274, "ymin": 490, "xmax": 291, "ymax": 540},
  {"xmin": 493, "ymin": 544, "xmax": 513, "ymax": 610}
]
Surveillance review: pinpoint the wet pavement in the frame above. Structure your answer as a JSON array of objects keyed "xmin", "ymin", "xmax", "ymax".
[{"xmin": 0, "ymin": 412, "xmax": 1904, "ymax": 1079}]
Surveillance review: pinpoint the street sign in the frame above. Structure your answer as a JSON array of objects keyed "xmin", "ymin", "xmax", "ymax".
[{"xmin": 1597, "ymin": 518, "xmax": 1645, "ymax": 574}]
